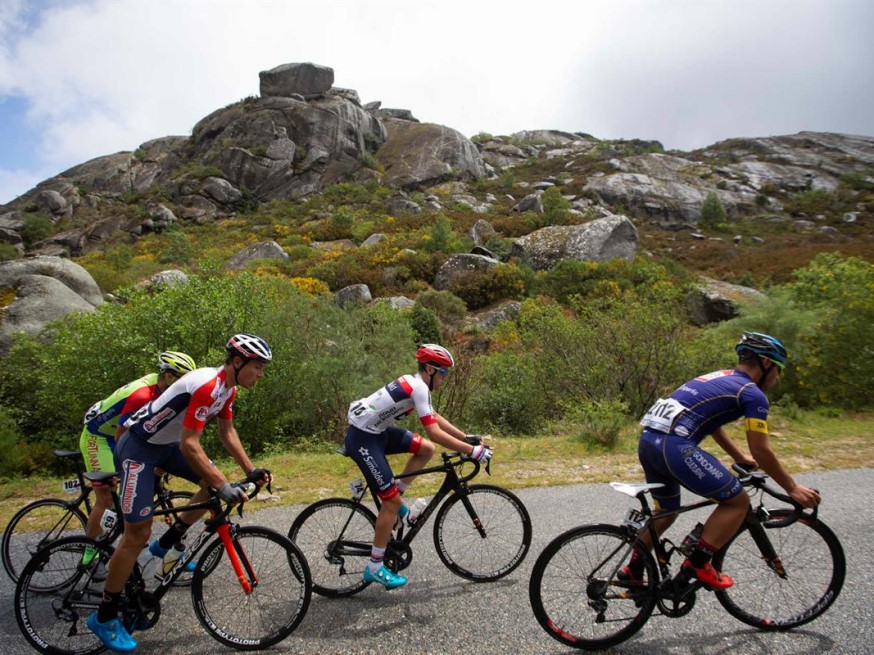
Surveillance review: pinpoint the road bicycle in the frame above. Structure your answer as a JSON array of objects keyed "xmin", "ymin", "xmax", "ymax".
[
  {"xmin": 15, "ymin": 471, "xmax": 312, "ymax": 655},
  {"xmin": 528, "ymin": 465, "xmax": 845, "ymax": 650},
  {"xmin": 288, "ymin": 444, "xmax": 531, "ymax": 596},
  {"xmin": 2, "ymin": 449, "xmax": 194, "ymax": 585}
]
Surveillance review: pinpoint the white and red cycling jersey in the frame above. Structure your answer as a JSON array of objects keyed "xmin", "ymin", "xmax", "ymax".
[
  {"xmin": 123, "ymin": 367, "xmax": 236, "ymax": 445},
  {"xmin": 348, "ymin": 374, "xmax": 436, "ymax": 434}
]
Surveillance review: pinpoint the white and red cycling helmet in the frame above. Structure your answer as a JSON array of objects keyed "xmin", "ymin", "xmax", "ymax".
[{"xmin": 226, "ymin": 333, "xmax": 273, "ymax": 363}]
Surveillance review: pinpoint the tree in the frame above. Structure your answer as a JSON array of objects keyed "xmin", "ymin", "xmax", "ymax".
[{"xmin": 699, "ymin": 192, "xmax": 727, "ymax": 228}]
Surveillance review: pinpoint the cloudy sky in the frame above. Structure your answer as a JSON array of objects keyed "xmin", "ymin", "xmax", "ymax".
[{"xmin": 1, "ymin": 0, "xmax": 872, "ymax": 204}]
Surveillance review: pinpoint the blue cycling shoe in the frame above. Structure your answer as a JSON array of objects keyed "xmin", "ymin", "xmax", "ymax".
[
  {"xmin": 148, "ymin": 539, "xmax": 195, "ymax": 572},
  {"xmin": 363, "ymin": 564, "xmax": 408, "ymax": 589},
  {"xmin": 87, "ymin": 613, "xmax": 138, "ymax": 653}
]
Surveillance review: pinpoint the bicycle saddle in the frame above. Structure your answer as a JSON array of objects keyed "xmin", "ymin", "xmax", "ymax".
[{"xmin": 609, "ymin": 482, "xmax": 665, "ymax": 497}]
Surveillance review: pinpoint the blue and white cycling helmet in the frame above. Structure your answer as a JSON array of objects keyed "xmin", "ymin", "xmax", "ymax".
[{"xmin": 736, "ymin": 332, "xmax": 787, "ymax": 368}]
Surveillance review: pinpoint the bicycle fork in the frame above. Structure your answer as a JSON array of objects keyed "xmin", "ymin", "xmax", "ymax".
[
  {"xmin": 458, "ymin": 493, "xmax": 487, "ymax": 538},
  {"xmin": 216, "ymin": 524, "xmax": 258, "ymax": 594},
  {"xmin": 742, "ymin": 508, "xmax": 787, "ymax": 578}
]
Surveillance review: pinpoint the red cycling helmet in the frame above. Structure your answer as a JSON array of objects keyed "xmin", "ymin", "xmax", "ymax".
[{"xmin": 415, "ymin": 344, "xmax": 455, "ymax": 368}]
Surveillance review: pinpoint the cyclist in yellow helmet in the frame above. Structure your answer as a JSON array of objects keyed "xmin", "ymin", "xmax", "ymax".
[{"xmin": 79, "ymin": 352, "xmax": 196, "ymax": 563}]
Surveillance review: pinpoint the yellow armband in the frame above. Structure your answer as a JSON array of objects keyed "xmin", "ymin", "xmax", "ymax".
[{"xmin": 745, "ymin": 418, "xmax": 769, "ymax": 434}]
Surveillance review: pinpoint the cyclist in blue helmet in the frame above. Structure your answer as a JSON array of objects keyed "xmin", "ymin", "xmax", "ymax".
[{"xmin": 628, "ymin": 331, "xmax": 820, "ymax": 590}]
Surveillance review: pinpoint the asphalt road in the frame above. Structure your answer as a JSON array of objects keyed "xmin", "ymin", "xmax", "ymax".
[{"xmin": 2, "ymin": 468, "xmax": 871, "ymax": 655}]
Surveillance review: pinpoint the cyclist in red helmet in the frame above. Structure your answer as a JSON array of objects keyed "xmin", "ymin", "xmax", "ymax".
[{"xmin": 345, "ymin": 343, "xmax": 492, "ymax": 589}]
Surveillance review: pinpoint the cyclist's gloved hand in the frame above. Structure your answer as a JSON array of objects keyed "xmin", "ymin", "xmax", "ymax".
[
  {"xmin": 247, "ymin": 468, "xmax": 272, "ymax": 484},
  {"xmin": 464, "ymin": 434, "xmax": 482, "ymax": 446},
  {"xmin": 469, "ymin": 444, "xmax": 493, "ymax": 463},
  {"xmin": 216, "ymin": 482, "xmax": 248, "ymax": 504}
]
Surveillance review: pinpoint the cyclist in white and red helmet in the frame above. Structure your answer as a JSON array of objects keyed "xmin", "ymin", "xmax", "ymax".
[
  {"xmin": 89, "ymin": 334, "xmax": 273, "ymax": 652},
  {"xmin": 345, "ymin": 343, "xmax": 492, "ymax": 589}
]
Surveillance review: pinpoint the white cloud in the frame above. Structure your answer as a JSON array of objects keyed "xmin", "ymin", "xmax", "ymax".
[{"xmin": 1, "ymin": 0, "xmax": 873, "ymax": 204}]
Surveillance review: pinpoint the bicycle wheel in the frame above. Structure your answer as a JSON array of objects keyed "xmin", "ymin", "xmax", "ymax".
[
  {"xmin": 192, "ymin": 526, "xmax": 311, "ymax": 650},
  {"xmin": 288, "ymin": 498, "xmax": 376, "ymax": 597},
  {"xmin": 433, "ymin": 484, "xmax": 531, "ymax": 581},
  {"xmin": 713, "ymin": 509, "xmax": 846, "ymax": 629},
  {"xmin": 529, "ymin": 524, "xmax": 657, "ymax": 650},
  {"xmin": 15, "ymin": 536, "xmax": 111, "ymax": 655},
  {"xmin": 2, "ymin": 498, "xmax": 87, "ymax": 584}
]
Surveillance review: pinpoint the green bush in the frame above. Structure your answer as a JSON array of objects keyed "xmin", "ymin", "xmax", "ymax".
[
  {"xmin": 449, "ymin": 263, "xmax": 526, "ymax": 310},
  {"xmin": 414, "ymin": 290, "xmax": 467, "ymax": 327},
  {"xmin": 565, "ymin": 399, "xmax": 629, "ymax": 449},
  {"xmin": 541, "ymin": 187, "xmax": 572, "ymax": 226},
  {"xmin": 0, "ymin": 243, "xmax": 19, "ymax": 262},
  {"xmin": 19, "ymin": 214, "xmax": 54, "ymax": 247},
  {"xmin": 0, "ymin": 273, "xmax": 418, "ymax": 471},
  {"xmin": 410, "ymin": 304, "xmax": 441, "ymax": 344},
  {"xmin": 699, "ymin": 192, "xmax": 727, "ymax": 227},
  {"xmin": 422, "ymin": 215, "xmax": 464, "ymax": 254},
  {"xmin": 784, "ymin": 189, "xmax": 834, "ymax": 214},
  {"xmin": 463, "ymin": 292, "xmax": 689, "ymax": 433},
  {"xmin": 786, "ymin": 253, "xmax": 874, "ymax": 408}
]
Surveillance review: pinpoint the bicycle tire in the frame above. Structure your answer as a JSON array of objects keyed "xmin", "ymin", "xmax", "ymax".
[
  {"xmin": 288, "ymin": 497, "xmax": 376, "ymax": 597},
  {"xmin": 2, "ymin": 498, "xmax": 87, "ymax": 584},
  {"xmin": 192, "ymin": 526, "xmax": 311, "ymax": 650},
  {"xmin": 14, "ymin": 536, "xmax": 112, "ymax": 655},
  {"xmin": 433, "ymin": 484, "xmax": 531, "ymax": 581},
  {"xmin": 529, "ymin": 524, "xmax": 657, "ymax": 650},
  {"xmin": 713, "ymin": 509, "xmax": 846, "ymax": 630}
]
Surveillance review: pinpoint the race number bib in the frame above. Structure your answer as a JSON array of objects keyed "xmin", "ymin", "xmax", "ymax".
[
  {"xmin": 640, "ymin": 398, "xmax": 686, "ymax": 433},
  {"xmin": 83, "ymin": 400, "xmax": 102, "ymax": 424}
]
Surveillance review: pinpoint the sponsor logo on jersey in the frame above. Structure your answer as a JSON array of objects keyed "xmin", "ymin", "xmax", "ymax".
[
  {"xmin": 143, "ymin": 407, "xmax": 176, "ymax": 432},
  {"xmin": 121, "ymin": 461, "xmax": 145, "ymax": 514},
  {"xmin": 195, "ymin": 406, "xmax": 209, "ymax": 422}
]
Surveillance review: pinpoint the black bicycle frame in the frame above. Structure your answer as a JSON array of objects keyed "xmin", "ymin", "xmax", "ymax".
[{"xmin": 340, "ymin": 453, "xmax": 484, "ymax": 554}]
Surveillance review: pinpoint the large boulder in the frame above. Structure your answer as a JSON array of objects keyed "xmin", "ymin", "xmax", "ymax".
[
  {"xmin": 510, "ymin": 214, "xmax": 639, "ymax": 270},
  {"xmin": 686, "ymin": 277, "xmax": 766, "ymax": 326},
  {"xmin": 184, "ymin": 94, "xmax": 386, "ymax": 200},
  {"xmin": 335, "ymin": 284, "xmax": 371, "ymax": 308},
  {"xmin": 0, "ymin": 256, "xmax": 104, "ymax": 354},
  {"xmin": 463, "ymin": 300, "xmax": 521, "ymax": 332},
  {"xmin": 583, "ymin": 154, "xmax": 758, "ymax": 225},
  {"xmin": 434, "ymin": 253, "xmax": 500, "ymax": 290},
  {"xmin": 226, "ymin": 241, "xmax": 289, "ymax": 270},
  {"xmin": 0, "ymin": 256, "xmax": 104, "ymax": 306},
  {"xmin": 259, "ymin": 63, "xmax": 334, "ymax": 99},
  {"xmin": 0, "ymin": 275, "xmax": 99, "ymax": 354},
  {"xmin": 377, "ymin": 119, "xmax": 486, "ymax": 189}
]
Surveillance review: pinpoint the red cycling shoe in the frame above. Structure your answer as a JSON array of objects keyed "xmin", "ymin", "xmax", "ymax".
[{"xmin": 682, "ymin": 560, "xmax": 734, "ymax": 589}]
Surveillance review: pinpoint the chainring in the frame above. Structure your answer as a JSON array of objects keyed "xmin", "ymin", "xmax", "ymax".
[
  {"xmin": 657, "ymin": 584, "xmax": 697, "ymax": 617},
  {"xmin": 122, "ymin": 591, "xmax": 161, "ymax": 631},
  {"xmin": 384, "ymin": 539, "xmax": 413, "ymax": 572}
]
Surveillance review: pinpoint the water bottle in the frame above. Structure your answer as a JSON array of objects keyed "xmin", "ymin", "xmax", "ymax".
[
  {"xmin": 99, "ymin": 509, "xmax": 118, "ymax": 535},
  {"xmin": 679, "ymin": 522, "xmax": 704, "ymax": 557},
  {"xmin": 161, "ymin": 542, "xmax": 185, "ymax": 576},
  {"xmin": 407, "ymin": 498, "xmax": 428, "ymax": 526}
]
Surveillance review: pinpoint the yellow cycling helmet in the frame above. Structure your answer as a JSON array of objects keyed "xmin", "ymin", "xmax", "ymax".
[{"xmin": 158, "ymin": 351, "xmax": 197, "ymax": 377}]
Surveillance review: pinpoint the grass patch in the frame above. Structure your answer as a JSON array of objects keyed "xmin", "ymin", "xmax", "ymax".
[{"xmin": 1, "ymin": 408, "xmax": 870, "ymax": 527}]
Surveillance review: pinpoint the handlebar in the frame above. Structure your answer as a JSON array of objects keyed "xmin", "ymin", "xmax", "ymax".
[{"xmin": 731, "ymin": 464, "xmax": 819, "ymax": 521}]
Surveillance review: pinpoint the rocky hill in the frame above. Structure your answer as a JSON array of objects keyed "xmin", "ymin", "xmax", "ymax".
[{"xmin": 0, "ymin": 63, "xmax": 872, "ymax": 350}]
